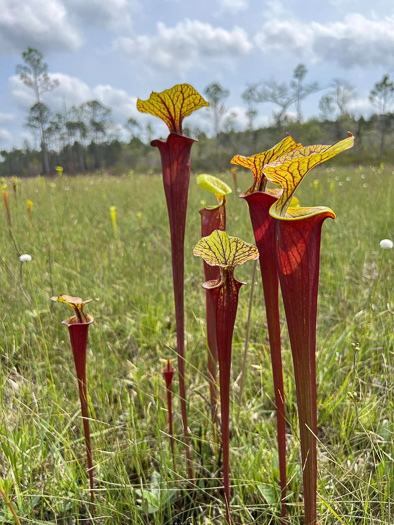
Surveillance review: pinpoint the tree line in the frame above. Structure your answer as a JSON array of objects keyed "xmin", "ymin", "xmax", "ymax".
[{"xmin": 1, "ymin": 47, "xmax": 394, "ymax": 177}]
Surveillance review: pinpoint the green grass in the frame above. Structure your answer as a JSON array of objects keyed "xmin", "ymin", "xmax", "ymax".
[{"xmin": 0, "ymin": 164, "xmax": 392, "ymax": 524}]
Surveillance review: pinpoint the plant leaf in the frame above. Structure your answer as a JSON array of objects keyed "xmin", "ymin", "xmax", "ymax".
[
  {"xmin": 197, "ymin": 174, "xmax": 232, "ymax": 203},
  {"xmin": 193, "ymin": 230, "xmax": 259, "ymax": 268},
  {"xmin": 137, "ymin": 84, "xmax": 209, "ymax": 134},
  {"xmin": 135, "ymin": 471, "xmax": 177, "ymax": 515},
  {"xmin": 264, "ymin": 134, "xmax": 354, "ymax": 219},
  {"xmin": 231, "ymin": 135, "xmax": 302, "ymax": 193},
  {"xmin": 258, "ymin": 484, "xmax": 276, "ymax": 507}
]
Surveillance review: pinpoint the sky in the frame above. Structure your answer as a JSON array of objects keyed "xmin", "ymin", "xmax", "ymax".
[{"xmin": 0, "ymin": 0, "xmax": 393, "ymax": 149}]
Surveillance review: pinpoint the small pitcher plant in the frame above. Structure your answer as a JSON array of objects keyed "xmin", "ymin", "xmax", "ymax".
[
  {"xmin": 27, "ymin": 200, "xmax": 33, "ymax": 223},
  {"xmin": 51, "ymin": 294, "xmax": 98, "ymax": 512},
  {"xmin": 110, "ymin": 205, "xmax": 117, "ymax": 238},
  {"xmin": 194, "ymin": 230, "xmax": 259, "ymax": 524},
  {"xmin": 10, "ymin": 177, "xmax": 18, "ymax": 204},
  {"xmin": 197, "ymin": 174, "xmax": 232, "ymax": 430}
]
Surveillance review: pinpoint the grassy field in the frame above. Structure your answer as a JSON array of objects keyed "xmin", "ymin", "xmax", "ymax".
[{"xmin": 0, "ymin": 164, "xmax": 392, "ymax": 524}]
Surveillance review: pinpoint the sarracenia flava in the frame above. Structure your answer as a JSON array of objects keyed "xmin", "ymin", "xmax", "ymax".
[
  {"xmin": 51, "ymin": 294, "xmax": 98, "ymax": 513},
  {"xmin": 194, "ymin": 230, "xmax": 259, "ymax": 524},
  {"xmin": 231, "ymin": 134, "xmax": 302, "ymax": 517},
  {"xmin": 262, "ymin": 133, "xmax": 354, "ymax": 524},
  {"xmin": 197, "ymin": 174, "xmax": 232, "ymax": 431}
]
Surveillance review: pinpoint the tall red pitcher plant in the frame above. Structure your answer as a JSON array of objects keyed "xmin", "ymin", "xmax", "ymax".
[
  {"xmin": 137, "ymin": 84, "xmax": 209, "ymax": 481},
  {"xmin": 197, "ymin": 174, "xmax": 232, "ymax": 429},
  {"xmin": 194, "ymin": 230, "xmax": 259, "ymax": 524},
  {"xmin": 51, "ymin": 294, "xmax": 98, "ymax": 512},
  {"xmin": 231, "ymin": 135, "xmax": 302, "ymax": 517},
  {"xmin": 263, "ymin": 134, "xmax": 354, "ymax": 524}
]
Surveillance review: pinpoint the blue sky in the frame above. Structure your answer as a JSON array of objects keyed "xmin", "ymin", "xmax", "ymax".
[{"xmin": 0, "ymin": 0, "xmax": 393, "ymax": 148}]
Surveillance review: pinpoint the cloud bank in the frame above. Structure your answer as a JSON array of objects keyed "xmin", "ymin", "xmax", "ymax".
[
  {"xmin": 255, "ymin": 13, "xmax": 394, "ymax": 68},
  {"xmin": 114, "ymin": 19, "xmax": 253, "ymax": 73}
]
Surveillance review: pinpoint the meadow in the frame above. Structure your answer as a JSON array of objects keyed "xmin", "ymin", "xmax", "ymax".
[{"xmin": 0, "ymin": 164, "xmax": 392, "ymax": 524}]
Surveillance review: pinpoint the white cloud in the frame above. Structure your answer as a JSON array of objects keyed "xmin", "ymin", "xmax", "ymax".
[
  {"xmin": 329, "ymin": 0, "xmax": 357, "ymax": 6},
  {"xmin": 219, "ymin": 0, "xmax": 248, "ymax": 13},
  {"xmin": 67, "ymin": 0, "xmax": 137, "ymax": 31},
  {"xmin": 0, "ymin": 0, "xmax": 138, "ymax": 55},
  {"xmin": 91, "ymin": 85, "xmax": 140, "ymax": 123},
  {"xmin": 348, "ymin": 95, "xmax": 375, "ymax": 116},
  {"xmin": 0, "ymin": 128, "xmax": 13, "ymax": 147},
  {"xmin": 114, "ymin": 19, "xmax": 253, "ymax": 73},
  {"xmin": 0, "ymin": 0, "xmax": 82, "ymax": 54},
  {"xmin": 9, "ymin": 74, "xmax": 91, "ymax": 110},
  {"xmin": 0, "ymin": 113, "xmax": 16, "ymax": 124},
  {"xmin": 254, "ymin": 13, "xmax": 394, "ymax": 69}
]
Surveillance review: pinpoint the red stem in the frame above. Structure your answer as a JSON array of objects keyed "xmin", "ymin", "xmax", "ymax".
[
  {"xmin": 275, "ymin": 212, "xmax": 333, "ymax": 524},
  {"xmin": 241, "ymin": 191, "xmax": 287, "ymax": 517},
  {"xmin": 78, "ymin": 378, "xmax": 95, "ymax": 507},
  {"xmin": 166, "ymin": 387, "xmax": 176, "ymax": 473},
  {"xmin": 204, "ymin": 269, "xmax": 244, "ymax": 524}
]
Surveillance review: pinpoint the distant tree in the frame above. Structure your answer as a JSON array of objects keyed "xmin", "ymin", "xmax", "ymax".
[
  {"xmin": 204, "ymin": 82, "xmax": 230, "ymax": 137},
  {"xmin": 82, "ymin": 100, "xmax": 111, "ymax": 168},
  {"xmin": 290, "ymin": 64, "xmax": 319, "ymax": 122},
  {"xmin": 16, "ymin": 48, "xmax": 59, "ymax": 174},
  {"xmin": 257, "ymin": 79, "xmax": 294, "ymax": 126},
  {"xmin": 331, "ymin": 79, "xmax": 355, "ymax": 117},
  {"xmin": 26, "ymin": 102, "xmax": 52, "ymax": 169},
  {"xmin": 145, "ymin": 122, "xmax": 154, "ymax": 144},
  {"xmin": 223, "ymin": 110, "xmax": 238, "ymax": 133},
  {"xmin": 369, "ymin": 74, "xmax": 394, "ymax": 160},
  {"xmin": 369, "ymin": 75, "xmax": 394, "ymax": 114},
  {"xmin": 47, "ymin": 112, "xmax": 67, "ymax": 152},
  {"xmin": 126, "ymin": 117, "xmax": 141, "ymax": 140},
  {"xmin": 254, "ymin": 64, "xmax": 318, "ymax": 125},
  {"xmin": 319, "ymin": 95, "xmax": 335, "ymax": 121},
  {"xmin": 67, "ymin": 105, "xmax": 88, "ymax": 172},
  {"xmin": 241, "ymin": 85, "xmax": 259, "ymax": 130}
]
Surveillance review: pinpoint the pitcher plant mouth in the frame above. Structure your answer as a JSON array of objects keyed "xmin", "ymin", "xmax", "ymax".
[
  {"xmin": 194, "ymin": 230, "xmax": 258, "ymax": 524},
  {"xmin": 137, "ymin": 84, "xmax": 209, "ymax": 483},
  {"xmin": 263, "ymin": 133, "xmax": 354, "ymax": 221},
  {"xmin": 62, "ymin": 314, "xmax": 94, "ymax": 327}
]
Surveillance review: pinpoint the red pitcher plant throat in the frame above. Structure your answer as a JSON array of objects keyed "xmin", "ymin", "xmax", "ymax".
[
  {"xmin": 263, "ymin": 133, "xmax": 354, "ymax": 525},
  {"xmin": 137, "ymin": 84, "xmax": 209, "ymax": 482},
  {"xmin": 231, "ymin": 134, "xmax": 302, "ymax": 517},
  {"xmin": 197, "ymin": 174, "xmax": 232, "ymax": 432},
  {"xmin": 194, "ymin": 230, "xmax": 259, "ymax": 524},
  {"xmin": 51, "ymin": 294, "xmax": 98, "ymax": 512}
]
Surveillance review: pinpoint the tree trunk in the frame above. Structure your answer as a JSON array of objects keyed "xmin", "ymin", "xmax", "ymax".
[
  {"xmin": 379, "ymin": 115, "xmax": 386, "ymax": 162},
  {"xmin": 41, "ymin": 139, "xmax": 50, "ymax": 175}
]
